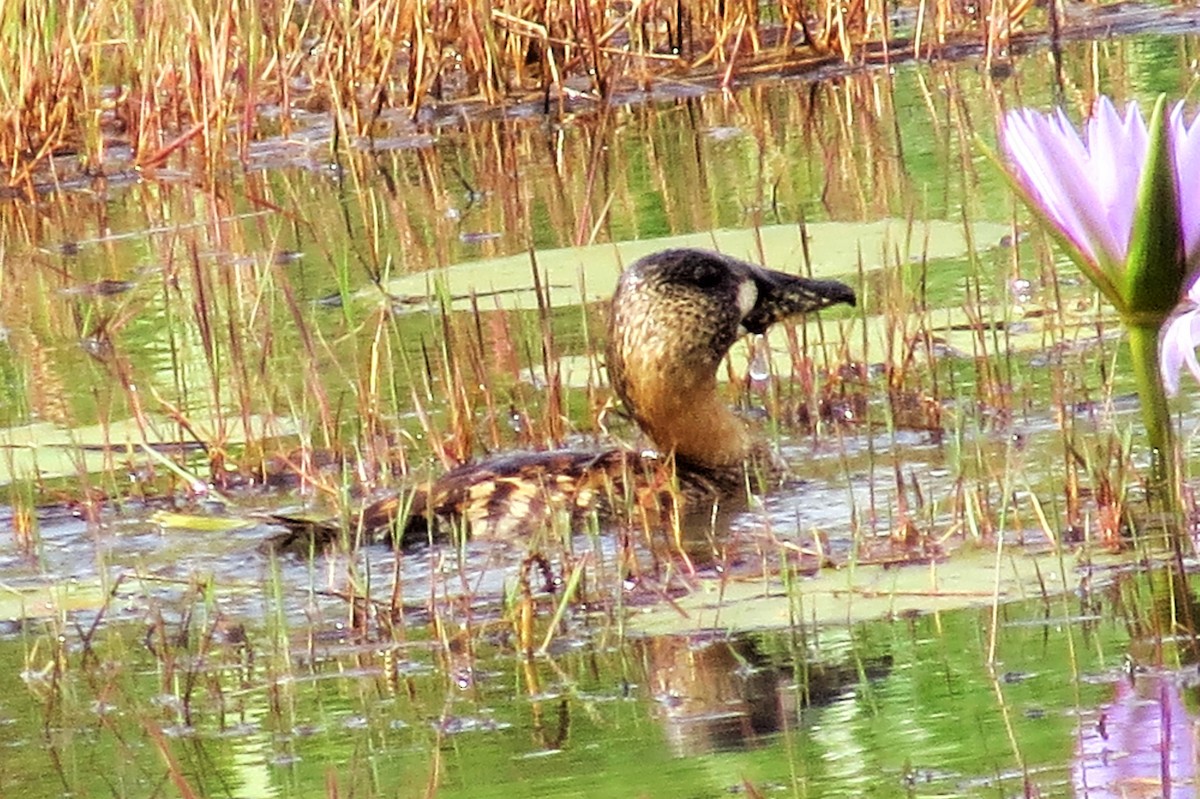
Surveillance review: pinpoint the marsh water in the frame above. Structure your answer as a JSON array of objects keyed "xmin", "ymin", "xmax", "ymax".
[{"xmin": 4, "ymin": 16, "xmax": 1200, "ymax": 799}]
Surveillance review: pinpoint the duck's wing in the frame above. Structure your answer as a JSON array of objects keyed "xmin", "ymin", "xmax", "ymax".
[
  {"xmin": 426, "ymin": 449, "xmax": 640, "ymax": 537},
  {"xmin": 260, "ymin": 448, "xmax": 676, "ymax": 555}
]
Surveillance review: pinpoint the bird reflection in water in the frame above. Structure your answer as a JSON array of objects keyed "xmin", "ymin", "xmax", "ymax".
[{"xmin": 634, "ymin": 631, "xmax": 892, "ymax": 756}]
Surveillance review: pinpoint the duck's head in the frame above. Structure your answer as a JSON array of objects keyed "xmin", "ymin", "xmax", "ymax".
[{"xmin": 606, "ymin": 248, "xmax": 855, "ymax": 468}]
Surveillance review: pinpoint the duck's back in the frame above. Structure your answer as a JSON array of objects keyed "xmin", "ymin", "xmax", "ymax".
[{"xmin": 263, "ymin": 446, "xmax": 764, "ymax": 554}]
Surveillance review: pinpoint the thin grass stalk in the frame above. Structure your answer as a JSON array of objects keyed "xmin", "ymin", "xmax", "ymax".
[{"xmin": 0, "ymin": 0, "xmax": 1103, "ymax": 184}]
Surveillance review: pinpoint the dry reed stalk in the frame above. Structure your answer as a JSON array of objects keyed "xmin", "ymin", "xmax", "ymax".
[{"xmin": 2, "ymin": 0, "xmax": 1068, "ymax": 188}]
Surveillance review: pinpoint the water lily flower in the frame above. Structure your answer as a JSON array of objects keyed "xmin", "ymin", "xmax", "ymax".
[
  {"xmin": 1003, "ymin": 99, "xmax": 1148, "ymax": 292},
  {"xmin": 1000, "ymin": 95, "xmax": 1200, "ymax": 513},
  {"xmin": 1158, "ymin": 105, "xmax": 1200, "ymax": 396},
  {"xmin": 1160, "ymin": 278, "xmax": 1200, "ymax": 396},
  {"xmin": 1173, "ymin": 102, "xmax": 1200, "ymax": 266},
  {"xmin": 1002, "ymin": 97, "xmax": 1200, "ymax": 319}
]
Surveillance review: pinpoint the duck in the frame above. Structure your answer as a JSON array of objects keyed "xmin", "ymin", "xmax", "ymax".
[{"xmin": 263, "ymin": 248, "xmax": 855, "ymax": 554}]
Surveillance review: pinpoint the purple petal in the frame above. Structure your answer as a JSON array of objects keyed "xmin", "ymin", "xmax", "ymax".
[
  {"xmin": 1004, "ymin": 114, "xmax": 1100, "ymax": 264},
  {"xmin": 1170, "ymin": 102, "xmax": 1200, "ymax": 267},
  {"xmin": 1085, "ymin": 99, "xmax": 1145, "ymax": 264},
  {"xmin": 1002, "ymin": 100, "xmax": 1149, "ymax": 269},
  {"xmin": 1159, "ymin": 297, "xmax": 1200, "ymax": 395},
  {"xmin": 1003, "ymin": 111, "xmax": 1096, "ymax": 255}
]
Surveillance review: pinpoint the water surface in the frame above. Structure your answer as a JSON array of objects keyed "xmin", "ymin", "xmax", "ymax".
[{"xmin": 2, "ymin": 23, "xmax": 1200, "ymax": 799}]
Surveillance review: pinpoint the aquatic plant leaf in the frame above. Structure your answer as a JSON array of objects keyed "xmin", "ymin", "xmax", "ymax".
[
  {"xmin": 381, "ymin": 220, "xmax": 1010, "ymax": 313},
  {"xmin": 0, "ymin": 414, "xmax": 298, "ymax": 485},
  {"xmin": 0, "ymin": 581, "xmax": 110, "ymax": 621},
  {"xmin": 150, "ymin": 510, "xmax": 256, "ymax": 532},
  {"xmin": 544, "ymin": 298, "xmax": 1120, "ymax": 391},
  {"xmin": 627, "ymin": 548, "xmax": 1120, "ymax": 634}
]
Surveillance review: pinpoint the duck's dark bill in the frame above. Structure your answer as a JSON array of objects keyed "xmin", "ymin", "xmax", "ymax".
[{"xmin": 742, "ymin": 266, "xmax": 856, "ymax": 333}]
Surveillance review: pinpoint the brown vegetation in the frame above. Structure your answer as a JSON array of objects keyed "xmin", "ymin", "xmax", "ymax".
[{"xmin": 1, "ymin": 0, "xmax": 1040, "ymax": 193}]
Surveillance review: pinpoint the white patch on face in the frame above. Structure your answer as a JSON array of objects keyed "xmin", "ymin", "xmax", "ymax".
[
  {"xmin": 735, "ymin": 279, "xmax": 758, "ymax": 336},
  {"xmin": 735, "ymin": 279, "xmax": 758, "ymax": 318}
]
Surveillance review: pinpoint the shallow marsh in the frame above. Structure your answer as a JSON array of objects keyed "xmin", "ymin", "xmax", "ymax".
[{"xmin": 2, "ymin": 16, "xmax": 1200, "ymax": 799}]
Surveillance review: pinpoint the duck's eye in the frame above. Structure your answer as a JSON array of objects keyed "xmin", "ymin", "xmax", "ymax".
[{"xmin": 691, "ymin": 268, "xmax": 723, "ymax": 289}]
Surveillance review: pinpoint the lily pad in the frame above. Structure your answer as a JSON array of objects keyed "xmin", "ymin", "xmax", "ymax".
[
  {"xmin": 383, "ymin": 220, "xmax": 1013, "ymax": 312},
  {"xmin": 0, "ymin": 413, "xmax": 299, "ymax": 486},
  {"xmin": 0, "ymin": 580, "xmax": 111, "ymax": 621},
  {"xmin": 527, "ymin": 298, "xmax": 1112, "ymax": 389},
  {"xmin": 150, "ymin": 510, "xmax": 257, "ymax": 532},
  {"xmin": 626, "ymin": 547, "xmax": 1103, "ymax": 635}
]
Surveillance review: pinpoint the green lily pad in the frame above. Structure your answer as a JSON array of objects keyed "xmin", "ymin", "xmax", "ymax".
[
  {"xmin": 383, "ymin": 220, "xmax": 1013, "ymax": 312},
  {"xmin": 0, "ymin": 413, "xmax": 299, "ymax": 486},
  {"xmin": 534, "ymin": 297, "xmax": 1113, "ymax": 389},
  {"xmin": 0, "ymin": 580, "xmax": 111, "ymax": 621},
  {"xmin": 626, "ymin": 547, "xmax": 1109, "ymax": 635},
  {"xmin": 150, "ymin": 510, "xmax": 257, "ymax": 532}
]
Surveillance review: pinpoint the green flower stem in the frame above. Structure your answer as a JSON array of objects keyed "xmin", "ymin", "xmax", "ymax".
[{"xmin": 1127, "ymin": 320, "xmax": 1181, "ymax": 529}]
